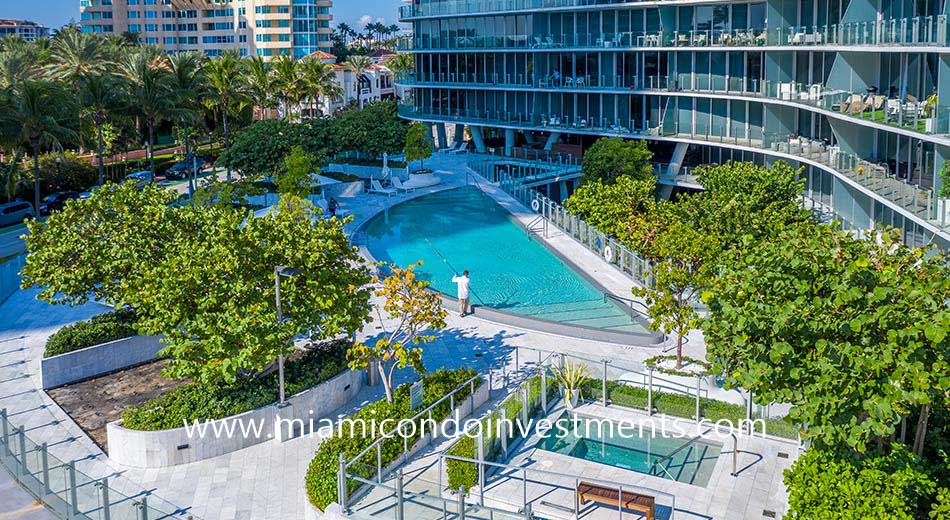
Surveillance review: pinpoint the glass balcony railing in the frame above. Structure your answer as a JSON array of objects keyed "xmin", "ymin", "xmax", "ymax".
[
  {"xmin": 398, "ymin": 103, "xmax": 949, "ymax": 231},
  {"xmin": 400, "ymin": 0, "xmax": 678, "ymax": 19},
  {"xmin": 398, "ymin": 16, "xmax": 949, "ymax": 51},
  {"xmin": 397, "ymin": 71, "xmax": 949, "ymax": 137}
]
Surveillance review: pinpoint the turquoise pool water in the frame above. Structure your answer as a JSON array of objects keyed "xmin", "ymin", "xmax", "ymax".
[
  {"xmin": 538, "ymin": 417, "xmax": 721, "ymax": 487},
  {"xmin": 363, "ymin": 187, "xmax": 646, "ymax": 333}
]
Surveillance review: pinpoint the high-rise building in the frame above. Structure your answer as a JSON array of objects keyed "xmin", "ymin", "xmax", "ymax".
[
  {"xmin": 79, "ymin": 0, "xmax": 333, "ymax": 59},
  {"xmin": 0, "ymin": 19, "xmax": 50, "ymax": 42},
  {"xmin": 397, "ymin": 0, "xmax": 950, "ymax": 249}
]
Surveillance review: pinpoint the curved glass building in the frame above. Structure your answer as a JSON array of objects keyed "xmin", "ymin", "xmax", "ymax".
[{"xmin": 396, "ymin": 0, "xmax": 950, "ymax": 249}]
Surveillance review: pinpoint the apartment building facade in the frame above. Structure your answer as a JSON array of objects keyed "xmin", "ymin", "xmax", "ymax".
[
  {"xmin": 79, "ymin": 0, "xmax": 333, "ymax": 59},
  {"xmin": 0, "ymin": 19, "xmax": 51, "ymax": 41},
  {"xmin": 396, "ymin": 0, "xmax": 950, "ymax": 249}
]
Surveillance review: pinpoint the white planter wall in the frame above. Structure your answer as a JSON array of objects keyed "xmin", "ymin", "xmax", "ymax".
[
  {"xmin": 106, "ymin": 369, "xmax": 363, "ymax": 468},
  {"xmin": 40, "ymin": 335, "xmax": 164, "ymax": 390}
]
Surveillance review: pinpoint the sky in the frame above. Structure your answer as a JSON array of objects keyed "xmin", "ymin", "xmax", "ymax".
[{"xmin": 0, "ymin": 0, "xmax": 405, "ymax": 32}]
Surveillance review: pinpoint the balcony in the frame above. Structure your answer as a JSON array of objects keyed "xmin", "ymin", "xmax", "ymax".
[
  {"xmin": 398, "ymin": 16, "xmax": 949, "ymax": 51},
  {"xmin": 397, "ymin": 103, "xmax": 949, "ymax": 234},
  {"xmin": 397, "ymin": 71, "xmax": 950, "ymax": 138}
]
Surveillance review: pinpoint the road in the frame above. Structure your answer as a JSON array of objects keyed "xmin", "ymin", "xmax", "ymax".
[{"xmin": 0, "ymin": 168, "xmax": 232, "ymax": 258}]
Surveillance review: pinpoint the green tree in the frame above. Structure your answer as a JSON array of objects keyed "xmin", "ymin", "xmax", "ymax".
[
  {"xmin": 243, "ymin": 55, "xmax": 274, "ymax": 121},
  {"xmin": 629, "ymin": 202, "xmax": 719, "ymax": 368},
  {"xmin": 784, "ymin": 446, "xmax": 936, "ymax": 519},
  {"xmin": 344, "ymin": 55, "xmax": 372, "ymax": 108},
  {"xmin": 404, "ymin": 121, "xmax": 432, "ymax": 172},
  {"xmin": 205, "ymin": 49, "xmax": 246, "ymax": 181},
  {"xmin": 79, "ymin": 73, "xmax": 126, "ymax": 186},
  {"xmin": 121, "ymin": 49, "xmax": 177, "ymax": 179},
  {"xmin": 299, "ymin": 57, "xmax": 342, "ymax": 118},
  {"xmin": 278, "ymin": 145, "xmax": 315, "ymax": 199},
  {"xmin": 332, "ymin": 100, "xmax": 407, "ymax": 155},
  {"xmin": 22, "ymin": 183, "xmax": 372, "ymax": 384},
  {"xmin": 347, "ymin": 262, "xmax": 447, "ymax": 403},
  {"xmin": 564, "ymin": 174, "xmax": 656, "ymax": 238},
  {"xmin": 22, "ymin": 183, "xmax": 177, "ymax": 306},
  {"xmin": 2, "ymin": 80, "xmax": 77, "ymax": 213},
  {"xmin": 580, "ymin": 137, "xmax": 653, "ymax": 183},
  {"xmin": 136, "ymin": 197, "xmax": 372, "ymax": 384},
  {"xmin": 272, "ymin": 55, "xmax": 302, "ymax": 121},
  {"xmin": 703, "ymin": 225, "xmax": 949, "ymax": 453},
  {"xmin": 222, "ymin": 118, "xmax": 301, "ymax": 179},
  {"xmin": 167, "ymin": 51, "xmax": 207, "ymax": 194}
]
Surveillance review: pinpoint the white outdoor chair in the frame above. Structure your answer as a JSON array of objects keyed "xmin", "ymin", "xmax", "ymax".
[
  {"xmin": 392, "ymin": 177, "xmax": 415, "ymax": 193},
  {"xmin": 369, "ymin": 179, "xmax": 396, "ymax": 196}
]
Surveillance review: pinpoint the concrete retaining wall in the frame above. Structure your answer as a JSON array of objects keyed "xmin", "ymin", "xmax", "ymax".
[
  {"xmin": 40, "ymin": 335, "xmax": 164, "ymax": 390},
  {"xmin": 106, "ymin": 368, "xmax": 363, "ymax": 468},
  {"xmin": 323, "ymin": 181, "xmax": 365, "ymax": 199}
]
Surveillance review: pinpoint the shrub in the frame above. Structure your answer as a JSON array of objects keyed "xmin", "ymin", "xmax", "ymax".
[
  {"xmin": 121, "ymin": 340, "xmax": 351, "ymax": 430},
  {"xmin": 44, "ymin": 308, "xmax": 137, "ymax": 357},
  {"xmin": 784, "ymin": 445, "xmax": 936, "ymax": 519},
  {"xmin": 446, "ymin": 375, "xmax": 553, "ymax": 489},
  {"xmin": 305, "ymin": 368, "xmax": 478, "ymax": 510}
]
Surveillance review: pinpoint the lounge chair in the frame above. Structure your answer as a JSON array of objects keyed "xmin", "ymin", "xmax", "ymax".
[
  {"xmin": 392, "ymin": 177, "xmax": 415, "ymax": 193},
  {"xmin": 369, "ymin": 179, "xmax": 396, "ymax": 196},
  {"xmin": 439, "ymin": 140, "xmax": 463, "ymax": 154},
  {"xmin": 449, "ymin": 141, "xmax": 470, "ymax": 154}
]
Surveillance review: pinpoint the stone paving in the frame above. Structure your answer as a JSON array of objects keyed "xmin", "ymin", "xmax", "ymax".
[{"xmin": 0, "ymin": 153, "xmax": 770, "ymax": 520}]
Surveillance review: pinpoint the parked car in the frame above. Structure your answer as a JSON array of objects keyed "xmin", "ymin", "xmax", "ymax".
[
  {"xmin": 39, "ymin": 192, "xmax": 81, "ymax": 215},
  {"xmin": 77, "ymin": 185, "xmax": 101, "ymax": 200},
  {"xmin": 0, "ymin": 201, "xmax": 35, "ymax": 227},
  {"xmin": 125, "ymin": 171, "xmax": 154, "ymax": 190},
  {"xmin": 165, "ymin": 157, "xmax": 206, "ymax": 180}
]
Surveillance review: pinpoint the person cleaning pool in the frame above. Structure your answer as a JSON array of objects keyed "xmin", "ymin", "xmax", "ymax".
[{"xmin": 452, "ymin": 270, "xmax": 471, "ymax": 316}]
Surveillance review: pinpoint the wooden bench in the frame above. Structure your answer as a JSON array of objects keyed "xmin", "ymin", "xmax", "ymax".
[{"xmin": 577, "ymin": 481, "xmax": 655, "ymax": 520}]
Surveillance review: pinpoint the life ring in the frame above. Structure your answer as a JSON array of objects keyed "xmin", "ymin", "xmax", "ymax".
[
  {"xmin": 603, "ymin": 245, "xmax": 614, "ymax": 262},
  {"xmin": 531, "ymin": 199, "xmax": 540, "ymax": 211}
]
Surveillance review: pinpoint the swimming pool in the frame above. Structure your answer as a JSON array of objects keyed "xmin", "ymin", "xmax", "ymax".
[
  {"xmin": 538, "ymin": 416, "xmax": 722, "ymax": 487},
  {"xmin": 362, "ymin": 187, "xmax": 647, "ymax": 334}
]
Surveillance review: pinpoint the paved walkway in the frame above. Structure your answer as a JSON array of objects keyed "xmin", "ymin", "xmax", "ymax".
[
  {"xmin": 0, "ymin": 464, "xmax": 56, "ymax": 520},
  {"xmin": 0, "ymin": 154, "xmax": 729, "ymax": 519}
]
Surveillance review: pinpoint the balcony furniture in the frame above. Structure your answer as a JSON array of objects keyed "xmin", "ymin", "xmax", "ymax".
[
  {"xmin": 719, "ymin": 33, "xmax": 734, "ymax": 45},
  {"xmin": 778, "ymin": 83, "xmax": 795, "ymax": 100},
  {"xmin": 533, "ymin": 36, "xmax": 545, "ymax": 48},
  {"xmin": 886, "ymin": 99, "xmax": 902, "ymax": 116},
  {"xmin": 693, "ymin": 33, "xmax": 708, "ymax": 46},
  {"xmin": 676, "ymin": 33, "xmax": 689, "ymax": 46},
  {"xmin": 539, "ymin": 77, "xmax": 550, "ymax": 88},
  {"xmin": 800, "ymin": 84, "xmax": 824, "ymax": 101},
  {"xmin": 576, "ymin": 77, "xmax": 586, "ymax": 87},
  {"xmin": 565, "ymin": 77, "xmax": 575, "ymax": 87}
]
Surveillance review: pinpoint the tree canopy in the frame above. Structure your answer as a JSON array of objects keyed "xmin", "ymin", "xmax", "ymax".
[
  {"xmin": 580, "ymin": 137, "xmax": 654, "ymax": 183},
  {"xmin": 703, "ymin": 225, "xmax": 949, "ymax": 453},
  {"xmin": 22, "ymin": 182, "xmax": 373, "ymax": 384}
]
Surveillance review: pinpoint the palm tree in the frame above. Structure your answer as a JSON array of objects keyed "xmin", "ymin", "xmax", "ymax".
[
  {"xmin": 167, "ymin": 51, "xmax": 207, "ymax": 193},
  {"xmin": 387, "ymin": 53, "xmax": 414, "ymax": 74},
  {"xmin": 43, "ymin": 28, "xmax": 110, "ymax": 84},
  {"xmin": 2, "ymin": 81, "xmax": 77, "ymax": 213},
  {"xmin": 122, "ymin": 49, "xmax": 176, "ymax": 180},
  {"xmin": 79, "ymin": 73, "xmax": 126, "ymax": 185},
  {"xmin": 271, "ymin": 55, "xmax": 302, "ymax": 121},
  {"xmin": 0, "ymin": 44, "xmax": 43, "ymax": 88},
  {"xmin": 205, "ymin": 48, "xmax": 245, "ymax": 181},
  {"xmin": 244, "ymin": 56, "xmax": 275, "ymax": 121},
  {"xmin": 300, "ymin": 58, "xmax": 342, "ymax": 117},
  {"xmin": 336, "ymin": 23, "xmax": 354, "ymax": 47},
  {"xmin": 345, "ymin": 55, "xmax": 372, "ymax": 109},
  {"xmin": 0, "ymin": 151, "xmax": 28, "ymax": 203}
]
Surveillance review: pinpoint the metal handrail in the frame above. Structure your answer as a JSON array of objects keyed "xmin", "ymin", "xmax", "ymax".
[
  {"xmin": 345, "ymin": 374, "xmax": 483, "ymax": 469},
  {"xmin": 603, "ymin": 292, "xmax": 650, "ymax": 317},
  {"xmin": 650, "ymin": 427, "xmax": 713, "ymax": 474}
]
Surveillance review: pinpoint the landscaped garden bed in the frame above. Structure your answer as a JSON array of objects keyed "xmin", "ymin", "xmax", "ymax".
[
  {"xmin": 305, "ymin": 368, "xmax": 479, "ymax": 510},
  {"xmin": 120, "ymin": 339, "xmax": 351, "ymax": 431},
  {"xmin": 44, "ymin": 308, "xmax": 138, "ymax": 357},
  {"xmin": 580, "ymin": 379, "xmax": 799, "ymax": 440}
]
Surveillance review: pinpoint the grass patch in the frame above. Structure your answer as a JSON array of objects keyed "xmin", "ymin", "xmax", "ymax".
[
  {"xmin": 121, "ymin": 339, "xmax": 351, "ymax": 431},
  {"xmin": 306, "ymin": 368, "xmax": 479, "ymax": 510},
  {"xmin": 320, "ymin": 170, "xmax": 363, "ymax": 183}
]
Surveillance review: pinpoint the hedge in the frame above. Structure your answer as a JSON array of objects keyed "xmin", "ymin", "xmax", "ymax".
[
  {"xmin": 44, "ymin": 308, "xmax": 138, "ymax": 358},
  {"xmin": 580, "ymin": 379, "xmax": 800, "ymax": 440},
  {"xmin": 121, "ymin": 339, "xmax": 350, "ymax": 431},
  {"xmin": 306, "ymin": 368, "xmax": 479, "ymax": 510},
  {"xmin": 446, "ymin": 375, "xmax": 557, "ymax": 490}
]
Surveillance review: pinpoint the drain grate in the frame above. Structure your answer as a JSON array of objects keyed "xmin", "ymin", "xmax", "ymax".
[
  {"xmin": 763, "ymin": 510, "xmax": 777, "ymax": 518},
  {"xmin": 777, "ymin": 452, "xmax": 789, "ymax": 459}
]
